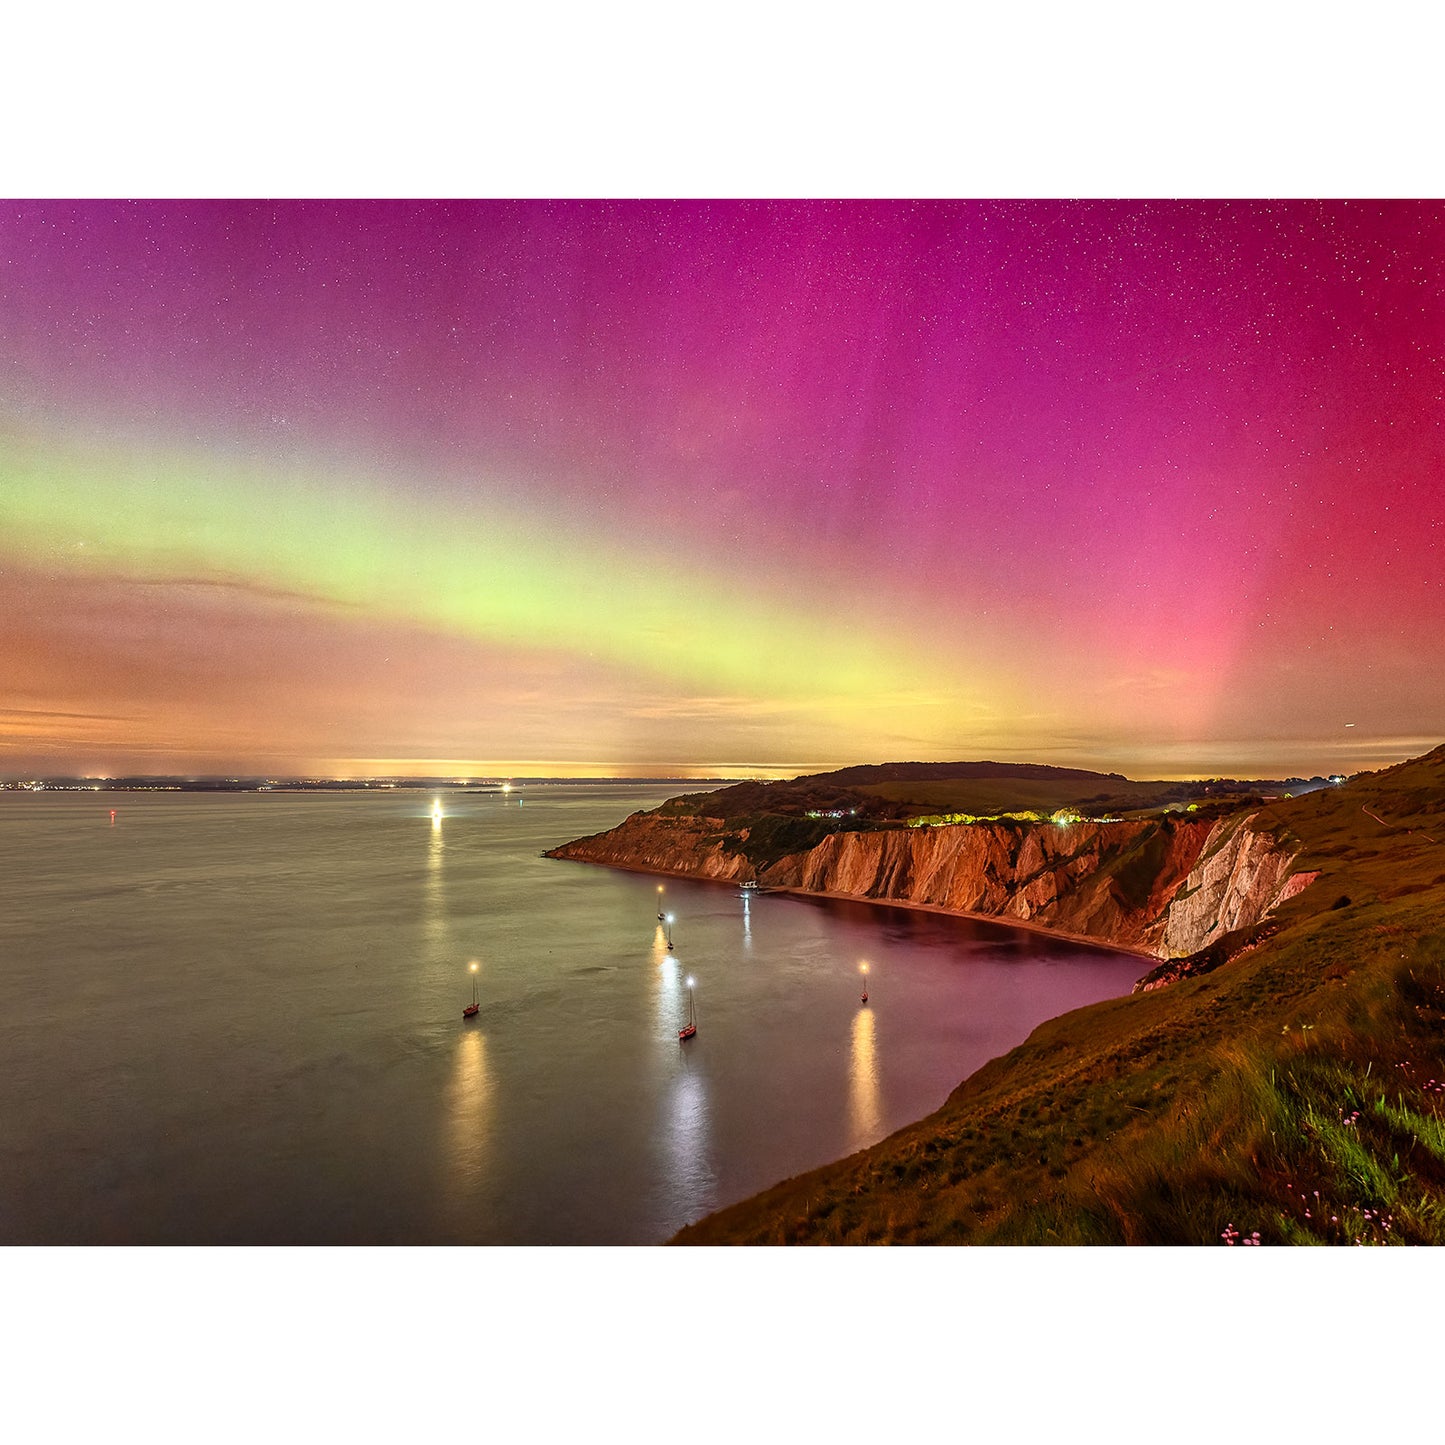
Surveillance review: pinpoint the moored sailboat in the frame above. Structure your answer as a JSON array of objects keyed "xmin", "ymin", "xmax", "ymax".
[{"xmin": 679, "ymin": 976, "xmax": 697, "ymax": 1040}]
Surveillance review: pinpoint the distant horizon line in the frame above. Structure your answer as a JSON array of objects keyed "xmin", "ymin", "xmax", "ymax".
[
  {"xmin": 0, "ymin": 760, "xmax": 1400, "ymax": 789},
  {"xmin": 0, "ymin": 774, "xmax": 738, "ymax": 785},
  {"xmin": 4, "ymin": 741, "xmax": 1433, "ymax": 787}
]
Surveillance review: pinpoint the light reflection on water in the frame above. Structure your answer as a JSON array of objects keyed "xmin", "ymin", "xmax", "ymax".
[
  {"xmin": 0, "ymin": 785, "xmax": 1147, "ymax": 1244},
  {"xmin": 849, "ymin": 1005, "xmax": 882, "ymax": 1151},
  {"xmin": 424, "ymin": 816, "xmax": 447, "ymax": 952},
  {"xmin": 652, "ymin": 922, "xmax": 678, "ymax": 1040},
  {"xmin": 447, "ymin": 1025, "xmax": 493, "ymax": 1192},
  {"xmin": 665, "ymin": 1061, "xmax": 716, "ymax": 1217}
]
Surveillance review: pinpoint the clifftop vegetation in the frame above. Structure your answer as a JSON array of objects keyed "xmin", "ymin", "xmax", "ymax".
[{"xmin": 663, "ymin": 761, "xmax": 1340, "ymax": 827}]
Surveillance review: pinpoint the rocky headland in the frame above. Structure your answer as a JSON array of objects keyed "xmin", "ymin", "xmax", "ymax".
[{"xmin": 547, "ymin": 788, "xmax": 1318, "ymax": 962}]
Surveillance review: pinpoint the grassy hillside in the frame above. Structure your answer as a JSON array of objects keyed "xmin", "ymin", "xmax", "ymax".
[
  {"xmin": 854, "ymin": 775, "xmax": 1188, "ymax": 817},
  {"xmin": 673, "ymin": 745, "xmax": 1445, "ymax": 1245},
  {"xmin": 661, "ymin": 762, "xmax": 1336, "ymax": 838}
]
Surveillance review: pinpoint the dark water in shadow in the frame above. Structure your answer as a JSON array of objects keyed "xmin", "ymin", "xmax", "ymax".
[{"xmin": 0, "ymin": 785, "xmax": 1144, "ymax": 1243}]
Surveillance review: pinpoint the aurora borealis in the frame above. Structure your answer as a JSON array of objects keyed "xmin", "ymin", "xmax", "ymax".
[{"xmin": 2, "ymin": 199, "xmax": 1442, "ymax": 779}]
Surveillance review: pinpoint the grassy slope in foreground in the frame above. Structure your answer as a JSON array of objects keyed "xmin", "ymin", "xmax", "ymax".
[{"xmin": 673, "ymin": 745, "xmax": 1445, "ymax": 1245}]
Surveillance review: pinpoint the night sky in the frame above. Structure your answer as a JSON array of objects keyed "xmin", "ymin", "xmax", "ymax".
[{"xmin": 2, "ymin": 199, "xmax": 1441, "ymax": 779}]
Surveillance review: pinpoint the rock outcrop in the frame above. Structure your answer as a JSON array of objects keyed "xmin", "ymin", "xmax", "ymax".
[
  {"xmin": 548, "ymin": 809, "xmax": 757, "ymax": 882},
  {"xmin": 1159, "ymin": 812, "xmax": 1320, "ymax": 958},
  {"xmin": 549, "ymin": 805, "xmax": 1319, "ymax": 959}
]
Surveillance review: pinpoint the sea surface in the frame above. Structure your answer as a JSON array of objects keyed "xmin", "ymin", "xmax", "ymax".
[{"xmin": 0, "ymin": 784, "xmax": 1146, "ymax": 1244}]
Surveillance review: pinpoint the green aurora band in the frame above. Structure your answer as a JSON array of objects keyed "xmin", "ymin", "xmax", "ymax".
[{"xmin": 1, "ymin": 426, "xmax": 998, "ymax": 741}]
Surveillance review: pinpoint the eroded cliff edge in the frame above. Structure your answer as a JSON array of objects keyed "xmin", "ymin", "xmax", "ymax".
[{"xmin": 547, "ymin": 805, "xmax": 1317, "ymax": 959}]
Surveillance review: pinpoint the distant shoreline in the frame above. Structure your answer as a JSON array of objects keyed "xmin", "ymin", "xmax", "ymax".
[{"xmin": 0, "ymin": 777, "xmax": 731, "ymax": 794}]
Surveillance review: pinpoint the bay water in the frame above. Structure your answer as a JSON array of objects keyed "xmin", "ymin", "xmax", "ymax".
[{"xmin": 0, "ymin": 785, "xmax": 1145, "ymax": 1244}]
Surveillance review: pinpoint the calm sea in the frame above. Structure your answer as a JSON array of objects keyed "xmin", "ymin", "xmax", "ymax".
[{"xmin": 0, "ymin": 784, "xmax": 1144, "ymax": 1244}]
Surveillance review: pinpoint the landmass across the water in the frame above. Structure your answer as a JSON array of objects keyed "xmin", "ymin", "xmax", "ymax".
[
  {"xmin": 547, "ymin": 747, "xmax": 1445, "ymax": 1243},
  {"xmin": 0, "ymin": 775, "xmax": 735, "ymax": 792}
]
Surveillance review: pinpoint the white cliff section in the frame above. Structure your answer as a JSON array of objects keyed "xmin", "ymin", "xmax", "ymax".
[{"xmin": 1161, "ymin": 813, "xmax": 1316, "ymax": 958}]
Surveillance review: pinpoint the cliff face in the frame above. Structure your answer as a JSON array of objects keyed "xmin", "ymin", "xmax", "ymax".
[
  {"xmin": 759, "ymin": 818, "xmax": 1212, "ymax": 953},
  {"xmin": 1159, "ymin": 812, "xmax": 1320, "ymax": 958},
  {"xmin": 548, "ymin": 808, "xmax": 1315, "ymax": 959}
]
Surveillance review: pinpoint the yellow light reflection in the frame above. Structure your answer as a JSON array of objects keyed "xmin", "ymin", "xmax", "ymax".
[
  {"xmin": 424, "ymin": 819, "xmax": 448, "ymax": 949},
  {"xmin": 848, "ymin": 1006, "xmax": 883, "ymax": 1151},
  {"xmin": 652, "ymin": 920, "xmax": 679, "ymax": 1038},
  {"xmin": 447, "ymin": 1026, "xmax": 494, "ymax": 1196}
]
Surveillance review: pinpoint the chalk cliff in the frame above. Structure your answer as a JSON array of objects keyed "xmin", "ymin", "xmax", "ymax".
[
  {"xmin": 548, "ymin": 805, "xmax": 1317, "ymax": 959},
  {"xmin": 1159, "ymin": 812, "xmax": 1320, "ymax": 957}
]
